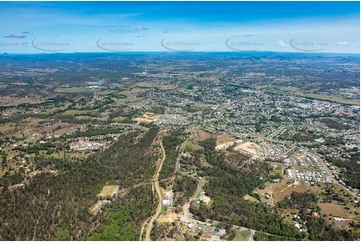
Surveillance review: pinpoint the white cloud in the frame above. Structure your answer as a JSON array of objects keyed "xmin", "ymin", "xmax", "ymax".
[{"xmin": 337, "ymin": 41, "xmax": 349, "ymax": 45}]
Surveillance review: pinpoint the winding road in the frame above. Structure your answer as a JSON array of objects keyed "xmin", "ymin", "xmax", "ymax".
[{"xmin": 143, "ymin": 139, "xmax": 166, "ymax": 241}]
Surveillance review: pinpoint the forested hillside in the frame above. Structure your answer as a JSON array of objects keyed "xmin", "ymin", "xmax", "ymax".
[{"xmin": 0, "ymin": 127, "xmax": 159, "ymax": 240}]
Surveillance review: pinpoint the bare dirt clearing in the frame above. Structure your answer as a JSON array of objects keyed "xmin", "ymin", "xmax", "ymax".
[
  {"xmin": 234, "ymin": 141, "xmax": 262, "ymax": 156},
  {"xmin": 97, "ymin": 185, "xmax": 119, "ymax": 198}
]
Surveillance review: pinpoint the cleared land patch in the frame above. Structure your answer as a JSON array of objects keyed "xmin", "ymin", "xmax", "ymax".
[
  {"xmin": 255, "ymin": 180, "xmax": 320, "ymax": 205},
  {"xmin": 318, "ymin": 203, "xmax": 350, "ymax": 218},
  {"xmin": 157, "ymin": 212, "xmax": 178, "ymax": 223},
  {"xmin": 234, "ymin": 141, "xmax": 262, "ymax": 156},
  {"xmin": 243, "ymin": 194, "xmax": 259, "ymax": 203},
  {"xmin": 97, "ymin": 185, "xmax": 119, "ymax": 198},
  {"xmin": 215, "ymin": 133, "xmax": 235, "ymax": 151},
  {"xmin": 134, "ymin": 112, "xmax": 160, "ymax": 124}
]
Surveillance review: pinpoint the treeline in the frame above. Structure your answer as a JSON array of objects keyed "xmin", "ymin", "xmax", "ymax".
[
  {"xmin": 0, "ymin": 127, "xmax": 159, "ymax": 240},
  {"xmin": 279, "ymin": 130, "xmax": 318, "ymax": 142},
  {"xmin": 13, "ymin": 142, "xmax": 67, "ymax": 156},
  {"xmin": 326, "ymin": 151, "xmax": 360, "ymax": 189},
  {"xmin": 320, "ymin": 118, "xmax": 350, "ymax": 130},
  {"xmin": 173, "ymin": 174, "xmax": 197, "ymax": 208},
  {"xmin": 159, "ymin": 129, "xmax": 187, "ymax": 180},
  {"xmin": 277, "ymin": 192, "xmax": 318, "ymax": 210},
  {"xmin": 254, "ymin": 231, "xmax": 296, "ymax": 241},
  {"xmin": 108, "ymin": 106, "xmax": 142, "ymax": 120}
]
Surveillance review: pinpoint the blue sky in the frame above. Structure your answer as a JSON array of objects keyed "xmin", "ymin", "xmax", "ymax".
[{"xmin": 0, "ymin": 1, "xmax": 359, "ymax": 53}]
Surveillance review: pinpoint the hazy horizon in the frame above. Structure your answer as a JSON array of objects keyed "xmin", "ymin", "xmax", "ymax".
[{"xmin": 0, "ymin": 1, "xmax": 359, "ymax": 53}]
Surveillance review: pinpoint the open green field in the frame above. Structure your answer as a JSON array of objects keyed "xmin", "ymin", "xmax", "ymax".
[
  {"xmin": 254, "ymin": 85, "xmax": 359, "ymax": 106},
  {"xmin": 233, "ymin": 229, "xmax": 251, "ymax": 241},
  {"xmin": 0, "ymin": 122, "xmax": 14, "ymax": 132},
  {"xmin": 303, "ymin": 93, "xmax": 359, "ymax": 105},
  {"xmin": 97, "ymin": 185, "xmax": 119, "ymax": 198},
  {"xmin": 62, "ymin": 110, "xmax": 92, "ymax": 116},
  {"xmin": 55, "ymin": 87, "xmax": 94, "ymax": 93}
]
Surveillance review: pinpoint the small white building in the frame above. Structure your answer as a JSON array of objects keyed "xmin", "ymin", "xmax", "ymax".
[
  {"xmin": 294, "ymin": 222, "xmax": 301, "ymax": 229},
  {"xmin": 162, "ymin": 198, "xmax": 171, "ymax": 207}
]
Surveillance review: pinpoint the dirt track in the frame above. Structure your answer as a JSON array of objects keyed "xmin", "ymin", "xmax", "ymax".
[{"xmin": 143, "ymin": 140, "xmax": 165, "ymax": 241}]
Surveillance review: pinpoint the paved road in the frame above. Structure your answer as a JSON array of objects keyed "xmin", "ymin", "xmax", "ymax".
[
  {"xmin": 312, "ymin": 153, "xmax": 359, "ymax": 199},
  {"xmin": 143, "ymin": 140, "xmax": 166, "ymax": 241}
]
